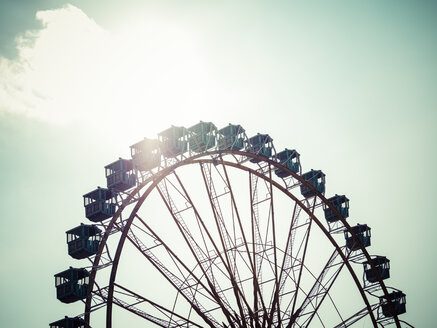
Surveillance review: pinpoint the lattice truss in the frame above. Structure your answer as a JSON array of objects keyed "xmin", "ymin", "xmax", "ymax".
[{"xmin": 51, "ymin": 123, "xmax": 411, "ymax": 328}]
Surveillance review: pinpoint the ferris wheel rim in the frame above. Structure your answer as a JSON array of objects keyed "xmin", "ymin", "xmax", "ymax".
[{"xmin": 84, "ymin": 149, "xmax": 400, "ymax": 328}]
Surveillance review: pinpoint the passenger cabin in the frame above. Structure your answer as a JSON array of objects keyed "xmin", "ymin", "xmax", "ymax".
[
  {"xmin": 105, "ymin": 158, "xmax": 136, "ymax": 192},
  {"xmin": 217, "ymin": 124, "xmax": 245, "ymax": 150},
  {"xmin": 83, "ymin": 187, "xmax": 116, "ymax": 222},
  {"xmin": 247, "ymin": 133, "xmax": 273, "ymax": 163},
  {"xmin": 300, "ymin": 170, "xmax": 326, "ymax": 198},
  {"xmin": 66, "ymin": 224, "xmax": 101, "ymax": 259},
  {"xmin": 54, "ymin": 267, "xmax": 89, "ymax": 304},
  {"xmin": 379, "ymin": 291, "xmax": 406, "ymax": 317},
  {"xmin": 187, "ymin": 121, "xmax": 217, "ymax": 153},
  {"xmin": 158, "ymin": 125, "xmax": 188, "ymax": 157},
  {"xmin": 49, "ymin": 316, "xmax": 89, "ymax": 328},
  {"xmin": 323, "ymin": 194, "xmax": 349, "ymax": 222},
  {"xmin": 344, "ymin": 224, "xmax": 371, "ymax": 251},
  {"xmin": 130, "ymin": 138, "xmax": 161, "ymax": 171},
  {"xmin": 363, "ymin": 256, "xmax": 390, "ymax": 283},
  {"xmin": 275, "ymin": 149, "xmax": 300, "ymax": 177}
]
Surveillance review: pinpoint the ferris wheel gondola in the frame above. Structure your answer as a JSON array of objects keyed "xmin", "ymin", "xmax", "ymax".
[{"xmin": 50, "ymin": 121, "xmax": 411, "ymax": 328}]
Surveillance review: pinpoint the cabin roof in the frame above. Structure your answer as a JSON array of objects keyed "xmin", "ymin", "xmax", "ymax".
[
  {"xmin": 302, "ymin": 169, "xmax": 325, "ymax": 179},
  {"xmin": 104, "ymin": 158, "xmax": 132, "ymax": 170},
  {"xmin": 158, "ymin": 125, "xmax": 186, "ymax": 138},
  {"xmin": 130, "ymin": 137, "xmax": 159, "ymax": 150},
  {"xmin": 248, "ymin": 133, "xmax": 273, "ymax": 144},
  {"xmin": 83, "ymin": 187, "xmax": 114, "ymax": 201},
  {"xmin": 66, "ymin": 223, "xmax": 101, "ymax": 236},
  {"xmin": 54, "ymin": 267, "xmax": 89, "ymax": 279},
  {"xmin": 276, "ymin": 148, "xmax": 298, "ymax": 158},
  {"xmin": 49, "ymin": 316, "xmax": 87, "ymax": 326},
  {"xmin": 379, "ymin": 290, "xmax": 406, "ymax": 301},
  {"xmin": 218, "ymin": 124, "xmax": 245, "ymax": 135},
  {"xmin": 349, "ymin": 224, "xmax": 370, "ymax": 233},
  {"xmin": 364, "ymin": 255, "xmax": 389, "ymax": 266},
  {"xmin": 326, "ymin": 194, "xmax": 349, "ymax": 204},
  {"xmin": 188, "ymin": 121, "xmax": 217, "ymax": 133}
]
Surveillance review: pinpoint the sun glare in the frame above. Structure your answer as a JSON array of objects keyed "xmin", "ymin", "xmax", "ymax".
[{"xmin": 0, "ymin": 5, "xmax": 223, "ymax": 145}]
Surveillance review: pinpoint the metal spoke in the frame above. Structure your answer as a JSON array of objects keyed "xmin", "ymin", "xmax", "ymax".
[
  {"xmin": 98, "ymin": 283, "xmax": 204, "ymax": 328},
  {"xmin": 269, "ymin": 201, "xmax": 300, "ymax": 325},
  {"xmin": 220, "ymin": 156, "xmax": 267, "ymax": 328},
  {"xmin": 249, "ymin": 171, "xmax": 271, "ymax": 325},
  {"xmin": 292, "ymin": 247, "xmax": 351, "ymax": 327},
  {"xmin": 289, "ymin": 196, "xmax": 317, "ymax": 323},
  {"xmin": 200, "ymin": 162, "xmax": 255, "ymax": 327},
  {"xmin": 124, "ymin": 217, "xmax": 220, "ymax": 327},
  {"xmin": 266, "ymin": 164, "xmax": 279, "ymax": 327},
  {"xmin": 194, "ymin": 158, "xmax": 380, "ymax": 327},
  {"xmin": 79, "ymin": 145, "xmax": 407, "ymax": 328},
  {"xmin": 332, "ymin": 303, "xmax": 380, "ymax": 328},
  {"xmin": 156, "ymin": 176, "xmax": 238, "ymax": 327}
]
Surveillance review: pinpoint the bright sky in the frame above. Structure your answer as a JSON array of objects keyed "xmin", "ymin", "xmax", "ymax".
[{"xmin": 0, "ymin": 1, "xmax": 435, "ymax": 327}]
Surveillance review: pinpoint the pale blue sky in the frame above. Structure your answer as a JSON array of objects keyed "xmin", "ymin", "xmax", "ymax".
[{"xmin": 0, "ymin": 1, "xmax": 435, "ymax": 327}]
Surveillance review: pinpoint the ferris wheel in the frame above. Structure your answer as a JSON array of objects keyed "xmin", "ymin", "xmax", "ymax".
[{"xmin": 50, "ymin": 122, "xmax": 412, "ymax": 328}]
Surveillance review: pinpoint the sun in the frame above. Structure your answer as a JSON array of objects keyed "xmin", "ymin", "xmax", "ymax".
[{"xmin": 0, "ymin": 5, "xmax": 222, "ymax": 144}]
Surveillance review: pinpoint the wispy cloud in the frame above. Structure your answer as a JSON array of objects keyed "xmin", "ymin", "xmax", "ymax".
[
  {"xmin": 0, "ymin": 5, "xmax": 112, "ymax": 124},
  {"xmin": 0, "ymin": 4, "xmax": 224, "ymax": 130}
]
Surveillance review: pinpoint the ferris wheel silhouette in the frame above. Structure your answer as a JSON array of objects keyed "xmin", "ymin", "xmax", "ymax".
[{"xmin": 50, "ymin": 122, "xmax": 411, "ymax": 328}]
